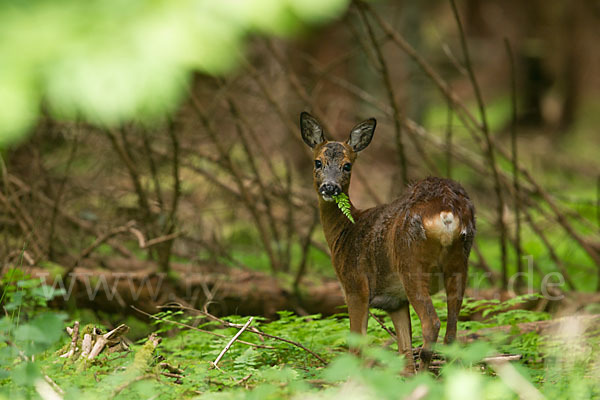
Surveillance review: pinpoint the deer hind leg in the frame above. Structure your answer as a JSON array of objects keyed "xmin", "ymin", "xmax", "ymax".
[
  {"xmin": 443, "ymin": 258, "xmax": 468, "ymax": 345},
  {"xmin": 403, "ymin": 269, "xmax": 440, "ymax": 372},
  {"xmin": 388, "ymin": 304, "xmax": 416, "ymax": 374}
]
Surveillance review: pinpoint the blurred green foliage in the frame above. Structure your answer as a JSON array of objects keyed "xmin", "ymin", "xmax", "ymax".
[{"xmin": 0, "ymin": 0, "xmax": 350, "ymax": 146}]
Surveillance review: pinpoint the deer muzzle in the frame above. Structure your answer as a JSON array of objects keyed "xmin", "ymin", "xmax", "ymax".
[{"xmin": 319, "ymin": 182, "xmax": 341, "ymax": 201}]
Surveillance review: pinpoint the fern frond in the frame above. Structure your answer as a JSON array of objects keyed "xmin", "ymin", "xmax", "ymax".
[{"xmin": 332, "ymin": 193, "xmax": 355, "ymax": 224}]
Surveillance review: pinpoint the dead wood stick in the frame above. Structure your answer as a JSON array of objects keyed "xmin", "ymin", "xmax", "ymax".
[
  {"xmin": 34, "ymin": 377, "xmax": 64, "ymax": 400},
  {"xmin": 77, "ymin": 222, "xmax": 136, "ymax": 262},
  {"xmin": 369, "ymin": 311, "xmax": 397, "ymax": 340},
  {"xmin": 212, "ymin": 317, "xmax": 254, "ymax": 369},
  {"xmin": 159, "ymin": 362, "xmax": 184, "ymax": 375},
  {"xmin": 404, "ymin": 385, "xmax": 429, "ymax": 400},
  {"xmin": 487, "ymin": 359, "xmax": 545, "ymax": 400},
  {"xmin": 80, "ymin": 334, "xmax": 92, "ymax": 359},
  {"xmin": 88, "ymin": 324, "xmax": 129, "ymax": 360},
  {"xmin": 131, "ymin": 306, "xmax": 274, "ymax": 349},
  {"xmin": 60, "ymin": 321, "xmax": 79, "ymax": 358},
  {"xmin": 449, "ymin": 0, "xmax": 508, "ymax": 289},
  {"xmin": 198, "ymin": 306, "xmax": 328, "ymax": 365},
  {"xmin": 483, "ymin": 354, "xmax": 522, "ymax": 363},
  {"xmin": 128, "ymin": 228, "xmax": 183, "ymax": 249},
  {"xmin": 161, "ymin": 372, "xmax": 184, "ymax": 381}
]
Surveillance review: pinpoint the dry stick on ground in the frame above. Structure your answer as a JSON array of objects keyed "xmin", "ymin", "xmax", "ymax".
[
  {"xmin": 448, "ymin": 0, "xmax": 508, "ymax": 289},
  {"xmin": 60, "ymin": 321, "xmax": 80, "ymax": 358},
  {"xmin": 201, "ymin": 308, "xmax": 328, "ymax": 366},
  {"xmin": 88, "ymin": 324, "xmax": 130, "ymax": 360},
  {"xmin": 368, "ymin": 311, "xmax": 397, "ymax": 340},
  {"xmin": 161, "ymin": 303, "xmax": 328, "ymax": 365},
  {"xmin": 212, "ymin": 316, "xmax": 254, "ymax": 369},
  {"xmin": 487, "ymin": 360, "xmax": 545, "ymax": 400},
  {"xmin": 505, "ymin": 38, "xmax": 524, "ymax": 290},
  {"xmin": 131, "ymin": 306, "xmax": 274, "ymax": 350}
]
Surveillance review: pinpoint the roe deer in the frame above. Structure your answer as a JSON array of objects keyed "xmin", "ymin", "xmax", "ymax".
[{"xmin": 299, "ymin": 112, "xmax": 475, "ymax": 373}]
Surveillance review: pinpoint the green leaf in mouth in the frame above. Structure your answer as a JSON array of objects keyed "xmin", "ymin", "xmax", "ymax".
[{"xmin": 332, "ymin": 193, "xmax": 355, "ymax": 224}]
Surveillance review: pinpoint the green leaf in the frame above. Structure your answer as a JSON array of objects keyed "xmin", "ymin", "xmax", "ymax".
[{"xmin": 332, "ymin": 193, "xmax": 355, "ymax": 224}]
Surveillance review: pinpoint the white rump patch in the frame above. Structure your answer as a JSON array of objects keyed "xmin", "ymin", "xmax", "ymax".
[{"xmin": 423, "ymin": 211, "xmax": 460, "ymax": 246}]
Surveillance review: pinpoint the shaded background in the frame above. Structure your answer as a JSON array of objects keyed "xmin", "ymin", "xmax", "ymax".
[{"xmin": 2, "ymin": 0, "xmax": 600, "ymax": 318}]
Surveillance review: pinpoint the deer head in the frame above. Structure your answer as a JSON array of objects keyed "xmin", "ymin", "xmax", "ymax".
[{"xmin": 300, "ymin": 112, "xmax": 376, "ymax": 202}]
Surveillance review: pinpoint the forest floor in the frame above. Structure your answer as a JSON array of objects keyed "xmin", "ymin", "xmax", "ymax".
[{"xmin": 2, "ymin": 268, "xmax": 600, "ymax": 399}]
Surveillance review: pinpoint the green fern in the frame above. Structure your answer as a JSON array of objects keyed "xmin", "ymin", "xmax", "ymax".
[{"xmin": 332, "ymin": 193, "xmax": 355, "ymax": 224}]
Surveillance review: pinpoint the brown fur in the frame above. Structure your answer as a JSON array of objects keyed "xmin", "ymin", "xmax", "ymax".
[{"xmin": 300, "ymin": 112, "xmax": 475, "ymax": 373}]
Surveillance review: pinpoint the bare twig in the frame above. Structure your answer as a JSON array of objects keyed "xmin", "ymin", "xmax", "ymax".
[
  {"xmin": 356, "ymin": 4, "xmax": 407, "ymax": 186},
  {"xmin": 505, "ymin": 38, "xmax": 523, "ymax": 290},
  {"xmin": 487, "ymin": 359, "xmax": 545, "ymax": 400},
  {"xmin": 211, "ymin": 317, "xmax": 254, "ymax": 369},
  {"xmin": 48, "ymin": 131, "xmax": 79, "ymax": 259},
  {"xmin": 76, "ymin": 221, "xmax": 136, "ymax": 263},
  {"xmin": 293, "ymin": 208, "xmax": 320, "ymax": 291},
  {"xmin": 60, "ymin": 321, "xmax": 80, "ymax": 358},
  {"xmin": 449, "ymin": 0, "xmax": 507, "ymax": 288},
  {"xmin": 88, "ymin": 324, "xmax": 129, "ymax": 360},
  {"xmin": 369, "ymin": 311, "xmax": 396, "ymax": 340},
  {"xmin": 131, "ymin": 306, "xmax": 274, "ymax": 349}
]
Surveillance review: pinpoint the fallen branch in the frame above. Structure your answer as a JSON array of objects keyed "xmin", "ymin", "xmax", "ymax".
[
  {"xmin": 211, "ymin": 317, "xmax": 254, "ymax": 369},
  {"xmin": 131, "ymin": 305, "xmax": 274, "ymax": 349},
  {"xmin": 60, "ymin": 321, "xmax": 79, "ymax": 358},
  {"xmin": 201, "ymin": 306, "xmax": 328, "ymax": 365},
  {"xmin": 158, "ymin": 303, "xmax": 328, "ymax": 365},
  {"xmin": 487, "ymin": 358, "xmax": 545, "ymax": 400},
  {"xmin": 88, "ymin": 324, "xmax": 130, "ymax": 360},
  {"xmin": 369, "ymin": 311, "xmax": 396, "ymax": 340}
]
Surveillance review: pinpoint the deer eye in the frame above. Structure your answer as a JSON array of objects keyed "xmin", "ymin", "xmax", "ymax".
[
  {"xmin": 314, "ymin": 160, "xmax": 322, "ymax": 169},
  {"xmin": 343, "ymin": 163, "xmax": 352, "ymax": 172}
]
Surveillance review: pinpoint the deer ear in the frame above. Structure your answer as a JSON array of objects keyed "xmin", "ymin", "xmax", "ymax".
[
  {"xmin": 347, "ymin": 118, "xmax": 376, "ymax": 152},
  {"xmin": 300, "ymin": 112, "xmax": 325, "ymax": 148}
]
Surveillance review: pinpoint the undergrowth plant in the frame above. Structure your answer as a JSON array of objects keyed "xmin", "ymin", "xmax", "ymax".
[{"xmin": 0, "ymin": 291, "xmax": 598, "ymax": 399}]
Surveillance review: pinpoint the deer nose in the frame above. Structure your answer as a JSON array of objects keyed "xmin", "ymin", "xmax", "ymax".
[{"xmin": 319, "ymin": 182, "xmax": 341, "ymax": 196}]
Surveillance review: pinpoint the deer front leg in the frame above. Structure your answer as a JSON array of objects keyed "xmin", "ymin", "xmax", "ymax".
[
  {"xmin": 345, "ymin": 281, "xmax": 369, "ymax": 353},
  {"xmin": 388, "ymin": 304, "xmax": 416, "ymax": 375}
]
